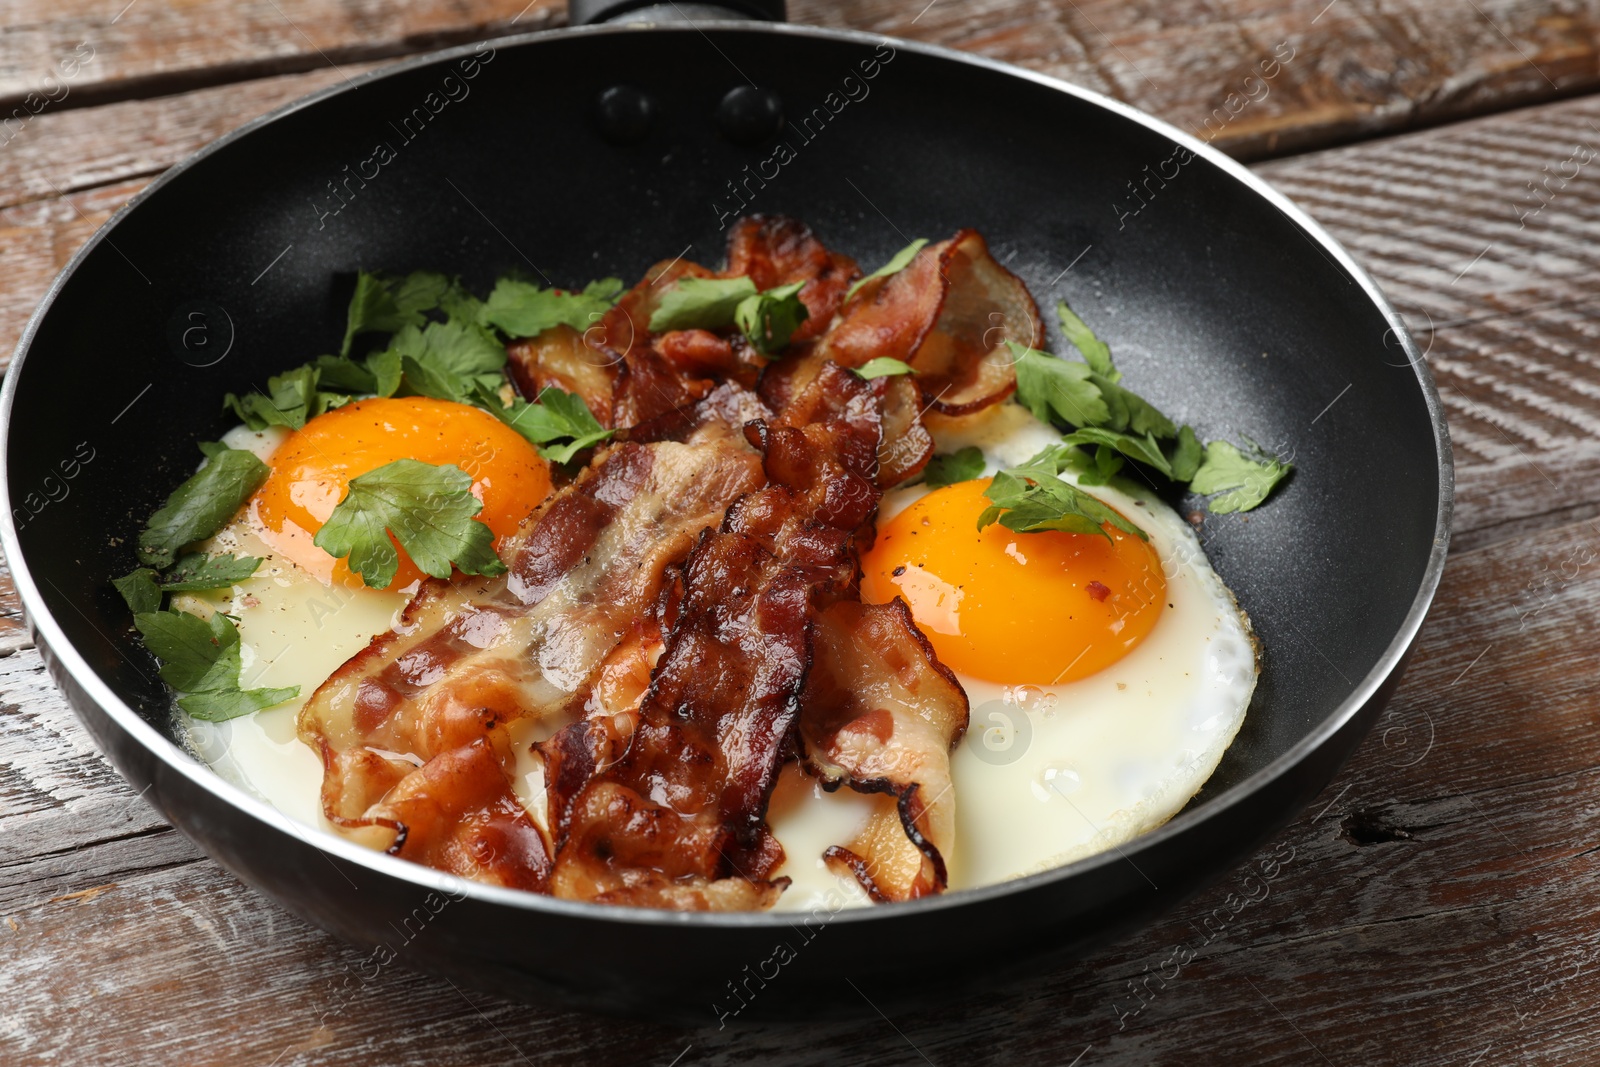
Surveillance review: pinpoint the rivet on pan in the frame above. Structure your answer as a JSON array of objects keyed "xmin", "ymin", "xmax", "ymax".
[
  {"xmin": 716, "ymin": 86, "xmax": 783, "ymax": 146},
  {"xmin": 595, "ymin": 85, "xmax": 656, "ymax": 145}
]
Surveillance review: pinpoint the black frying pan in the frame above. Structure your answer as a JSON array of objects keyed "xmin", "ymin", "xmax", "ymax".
[{"xmin": 0, "ymin": 1, "xmax": 1451, "ymax": 1023}]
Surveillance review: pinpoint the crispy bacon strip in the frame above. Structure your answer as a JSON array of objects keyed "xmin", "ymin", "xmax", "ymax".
[
  {"xmin": 800, "ymin": 599, "xmax": 970, "ymax": 901},
  {"xmin": 540, "ymin": 363, "xmax": 882, "ymax": 909},
  {"xmin": 297, "ymin": 438, "xmax": 763, "ymax": 887},
  {"xmin": 724, "ymin": 214, "xmax": 860, "ymax": 343},
  {"xmin": 815, "ymin": 229, "xmax": 1041, "ymax": 416}
]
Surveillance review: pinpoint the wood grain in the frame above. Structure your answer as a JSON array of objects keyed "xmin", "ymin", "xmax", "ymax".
[
  {"xmin": 0, "ymin": 0, "xmax": 563, "ymax": 110},
  {"xmin": 2, "ymin": 509, "xmax": 1592, "ymax": 1066},
  {"xmin": 1256, "ymin": 91, "xmax": 1600, "ymax": 551}
]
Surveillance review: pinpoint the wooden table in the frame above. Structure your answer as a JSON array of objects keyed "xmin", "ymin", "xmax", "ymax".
[{"xmin": 4, "ymin": 1, "xmax": 1599, "ymax": 1063}]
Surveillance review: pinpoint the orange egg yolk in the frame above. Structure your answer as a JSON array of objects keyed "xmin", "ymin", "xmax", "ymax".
[
  {"xmin": 860, "ymin": 479, "xmax": 1167, "ymax": 685},
  {"xmin": 251, "ymin": 396, "xmax": 553, "ymax": 589}
]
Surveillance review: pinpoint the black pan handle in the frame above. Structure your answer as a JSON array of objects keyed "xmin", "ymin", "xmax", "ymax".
[{"xmin": 569, "ymin": 0, "xmax": 785, "ymax": 24}]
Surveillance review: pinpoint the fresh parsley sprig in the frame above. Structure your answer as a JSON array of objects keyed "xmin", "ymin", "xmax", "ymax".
[
  {"xmin": 977, "ymin": 446, "xmax": 1147, "ymax": 542},
  {"xmin": 132, "ymin": 608, "xmax": 297, "ymax": 721},
  {"xmin": 922, "ymin": 446, "xmax": 985, "ymax": 489},
  {"xmin": 854, "ymin": 357, "xmax": 915, "ymax": 380},
  {"xmin": 647, "ymin": 275, "xmax": 810, "ymax": 355},
  {"xmin": 847, "ymin": 238, "xmax": 928, "ymax": 301},
  {"xmin": 1008, "ymin": 300, "xmax": 1291, "ymax": 515},
  {"xmin": 115, "ymin": 443, "xmax": 294, "ymax": 721},
  {"xmin": 311, "ymin": 459, "xmax": 508, "ymax": 590}
]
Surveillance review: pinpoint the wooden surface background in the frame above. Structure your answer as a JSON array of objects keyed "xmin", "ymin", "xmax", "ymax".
[{"xmin": 4, "ymin": 1, "xmax": 1600, "ymax": 1064}]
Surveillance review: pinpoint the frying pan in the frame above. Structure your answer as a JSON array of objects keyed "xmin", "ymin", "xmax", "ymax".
[{"xmin": 0, "ymin": 0, "xmax": 1451, "ymax": 1023}]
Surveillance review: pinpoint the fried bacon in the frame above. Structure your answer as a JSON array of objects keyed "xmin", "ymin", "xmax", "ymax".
[
  {"xmin": 539, "ymin": 363, "xmax": 882, "ymax": 909},
  {"xmin": 306, "ymin": 215, "xmax": 1016, "ymax": 909},
  {"xmin": 297, "ymin": 437, "xmax": 763, "ymax": 887},
  {"xmin": 817, "ymin": 229, "xmax": 1041, "ymax": 416},
  {"xmin": 800, "ymin": 599, "xmax": 969, "ymax": 901}
]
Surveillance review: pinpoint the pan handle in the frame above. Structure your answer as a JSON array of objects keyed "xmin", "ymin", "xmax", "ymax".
[{"xmin": 568, "ymin": 0, "xmax": 785, "ymax": 24}]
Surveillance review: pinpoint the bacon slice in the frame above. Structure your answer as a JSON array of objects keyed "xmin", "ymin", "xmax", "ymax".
[
  {"xmin": 504, "ymin": 324, "xmax": 619, "ymax": 428},
  {"xmin": 816, "ymin": 229, "xmax": 1041, "ymax": 416},
  {"xmin": 540, "ymin": 363, "xmax": 882, "ymax": 909},
  {"xmin": 297, "ymin": 437, "xmax": 764, "ymax": 887},
  {"xmin": 724, "ymin": 214, "xmax": 860, "ymax": 343},
  {"xmin": 800, "ymin": 599, "xmax": 970, "ymax": 901},
  {"xmin": 301, "ymin": 217, "xmax": 993, "ymax": 909}
]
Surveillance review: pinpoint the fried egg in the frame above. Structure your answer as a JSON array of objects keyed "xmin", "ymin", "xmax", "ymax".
[
  {"xmin": 767, "ymin": 402, "xmax": 1256, "ymax": 911},
  {"xmin": 187, "ymin": 397, "xmax": 1255, "ymax": 912}
]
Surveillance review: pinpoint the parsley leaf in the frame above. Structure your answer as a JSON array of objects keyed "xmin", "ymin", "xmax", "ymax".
[
  {"xmin": 113, "ymin": 569, "xmax": 162, "ymax": 615},
  {"xmin": 1009, "ymin": 341, "xmax": 1110, "ymax": 428},
  {"xmin": 923, "ymin": 446, "xmax": 986, "ymax": 488},
  {"xmin": 735, "ymin": 281, "xmax": 809, "ymax": 355},
  {"xmin": 480, "ymin": 277, "xmax": 622, "ymax": 339},
  {"xmin": 312, "ymin": 459, "xmax": 508, "ymax": 589},
  {"xmin": 1062, "ymin": 426, "xmax": 1173, "ymax": 479},
  {"xmin": 648, "ymin": 277, "xmax": 757, "ymax": 333},
  {"xmin": 160, "ymin": 553, "xmax": 262, "ymax": 591},
  {"xmin": 1170, "ymin": 425, "xmax": 1203, "ymax": 482},
  {"xmin": 223, "ymin": 364, "xmax": 350, "ymax": 431},
  {"xmin": 1190, "ymin": 440, "xmax": 1293, "ymax": 514},
  {"xmin": 854, "ymin": 357, "xmax": 915, "ymax": 380},
  {"xmin": 473, "ymin": 383, "xmax": 612, "ymax": 464},
  {"xmin": 1093, "ymin": 375, "xmax": 1176, "ymax": 438},
  {"xmin": 312, "ymin": 351, "xmax": 403, "ymax": 398},
  {"xmin": 1057, "ymin": 300, "xmax": 1118, "ymax": 382},
  {"xmin": 341, "ymin": 270, "xmax": 450, "ymax": 356},
  {"xmin": 977, "ymin": 446, "xmax": 1146, "ymax": 541},
  {"xmin": 138, "ymin": 447, "xmax": 269, "ymax": 569},
  {"xmin": 132, "ymin": 609, "xmax": 297, "ymax": 721},
  {"xmin": 847, "ymin": 238, "xmax": 928, "ymax": 300},
  {"xmin": 391, "ymin": 319, "xmax": 507, "ymax": 402}
]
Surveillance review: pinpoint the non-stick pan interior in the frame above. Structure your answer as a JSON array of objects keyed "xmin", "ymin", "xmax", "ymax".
[{"xmin": 7, "ymin": 25, "xmax": 1441, "ymax": 816}]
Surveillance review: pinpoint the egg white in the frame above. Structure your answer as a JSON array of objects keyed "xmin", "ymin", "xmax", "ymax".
[{"xmin": 183, "ymin": 403, "xmax": 1256, "ymax": 910}]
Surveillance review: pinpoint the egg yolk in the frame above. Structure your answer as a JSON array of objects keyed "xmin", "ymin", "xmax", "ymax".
[
  {"xmin": 860, "ymin": 479, "xmax": 1167, "ymax": 685},
  {"xmin": 251, "ymin": 396, "xmax": 553, "ymax": 589}
]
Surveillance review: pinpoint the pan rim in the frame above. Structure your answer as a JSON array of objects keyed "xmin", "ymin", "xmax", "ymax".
[{"xmin": 0, "ymin": 19, "xmax": 1454, "ymax": 931}]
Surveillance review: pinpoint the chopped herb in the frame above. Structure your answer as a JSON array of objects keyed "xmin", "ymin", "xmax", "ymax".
[
  {"xmin": 1074, "ymin": 444, "xmax": 1125, "ymax": 487},
  {"xmin": 1009, "ymin": 341, "xmax": 1110, "ymax": 428},
  {"xmin": 1093, "ymin": 374, "xmax": 1176, "ymax": 438},
  {"xmin": 472, "ymin": 384, "xmax": 613, "ymax": 464},
  {"xmin": 923, "ymin": 446, "xmax": 986, "ymax": 488},
  {"xmin": 112, "ymin": 569, "xmax": 162, "ymax": 615},
  {"xmin": 132, "ymin": 609, "xmax": 297, "ymax": 721},
  {"xmin": 390, "ymin": 319, "xmax": 507, "ymax": 403},
  {"xmin": 312, "ymin": 350, "xmax": 403, "ymax": 398},
  {"xmin": 341, "ymin": 270, "xmax": 450, "ymax": 357},
  {"xmin": 648, "ymin": 276, "xmax": 758, "ymax": 333},
  {"xmin": 479, "ymin": 277, "xmax": 622, "ymax": 339},
  {"xmin": 1057, "ymin": 300, "xmax": 1118, "ymax": 382},
  {"xmin": 1061, "ymin": 426, "xmax": 1174, "ymax": 479},
  {"xmin": 847, "ymin": 238, "xmax": 929, "ymax": 301},
  {"xmin": 223, "ymin": 364, "xmax": 351, "ymax": 431},
  {"xmin": 137, "ymin": 447, "xmax": 269, "ymax": 569},
  {"xmin": 311, "ymin": 459, "xmax": 508, "ymax": 589},
  {"xmin": 1170, "ymin": 425, "xmax": 1203, "ymax": 482},
  {"xmin": 1190, "ymin": 440, "xmax": 1293, "ymax": 514},
  {"xmin": 854, "ymin": 357, "xmax": 915, "ymax": 380},
  {"xmin": 735, "ymin": 281, "xmax": 809, "ymax": 355},
  {"xmin": 159, "ymin": 553, "xmax": 263, "ymax": 592},
  {"xmin": 977, "ymin": 447, "xmax": 1146, "ymax": 542}
]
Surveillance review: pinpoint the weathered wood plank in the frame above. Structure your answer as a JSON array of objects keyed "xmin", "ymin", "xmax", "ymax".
[
  {"xmin": 0, "ymin": 0, "xmax": 562, "ymax": 110},
  {"xmin": 0, "ymin": 504, "xmax": 1594, "ymax": 1065},
  {"xmin": 1255, "ymin": 92, "xmax": 1600, "ymax": 551}
]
